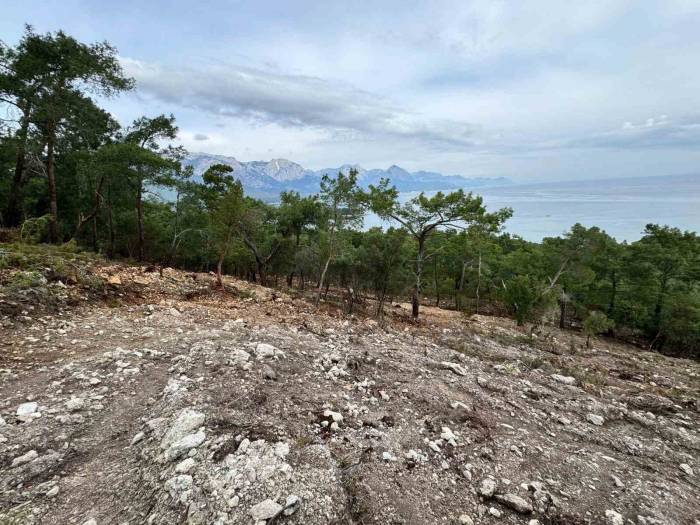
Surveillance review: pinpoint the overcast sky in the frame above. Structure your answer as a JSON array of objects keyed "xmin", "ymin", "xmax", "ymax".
[{"xmin": 3, "ymin": 0, "xmax": 700, "ymax": 181}]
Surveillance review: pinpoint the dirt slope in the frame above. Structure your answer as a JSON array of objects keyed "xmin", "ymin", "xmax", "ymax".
[{"xmin": 0, "ymin": 260, "xmax": 698, "ymax": 525}]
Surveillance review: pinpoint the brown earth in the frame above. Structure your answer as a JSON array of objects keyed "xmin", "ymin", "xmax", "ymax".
[{"xmin": 0, "ymin": 257, "xmax": 698, "ymax": 525}]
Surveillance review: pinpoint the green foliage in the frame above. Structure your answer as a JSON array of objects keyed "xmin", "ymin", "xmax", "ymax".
[
  {"xmin": 19, "ymin": 214, "xmax": 51, "ymax": 243},
  {"xmin": 1, "ymin": 26, "xmax": 697, "ymax": 358},
  {"xmin": 583, "ymin": 311, "xmax": 615, "ymax": 347}
]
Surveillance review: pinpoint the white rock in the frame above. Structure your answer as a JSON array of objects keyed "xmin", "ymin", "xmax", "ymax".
[
  {"xmin": 587, "ymin": 413, "xmax": 605, "ymax": 426},
  {"xmin": 441, "ymin": 426, "xmax": 458, "ymax": 445},
  {"xmin": 382, "ymin": 451, "xmax": 397, "ymax": 461},
  {"xmin": 323, "ymin": 409, "xmax": 343, "ymax": 424},
  {"xmin": 254, "ymin": 343, "xmax": 278, "ymax": 359},
  {"xmin": 605, "ymin": 509, "xmax": 624, "ymax": 525},
  {"xmin": 161, "ymin": 408, "xmax": 205, "ymax": 448},
  {"xmin": 164, "ymin": 474, "xmax": 193, "ymax": 501},
  {"xmin": 0, "ymin": 416, "xmax": 6, "ymax": 426},
  {"xmin": 131, "ymin": 432, "xmax": 145, "ymax": 446},
  {"xmin": 46, "ymin": 485, "xmax": 60, "ymax": 497},
  {"xmin": 175, "ymin": 457, "xmax": 196, "ymax": 473},
  {"xmin": 283, "ymin": 495, "xmax": 301, "ymax": 516},
  {"xmin": 551, "ymin": 374, "xmax": 576, "ymax": 385},
  {"xmin": 65, "ymin": 397, "xmax": 85, "ymax": 412},
  {"xmin": 488, "ymin": 507, "xmax": 502, "ymax": 518},
  {"xmin": 165, "ymin": 430, "xmax": 206, "ymax": 461},
  {"xmin": 249, "ymin": 499, "xmax": 283, "ymax": 521},
  {"xmin": 82, "ymin": 520, "xmax": 97, "ymax": 525},
  {"xmin": 12, "ymin": 449, "xmax": 38, "ymax": 467},
  {"xmin": 459, "ymin": 515, "xmax": 474, "ymax": 525},
  {"xmin": 238, "ymin": 438, "xmax": 251, "ymax": 454},
  {"xmin": 441, "ymin": 361, "xmax": 467, "ymax": 376},
  {"xmin": 679, "ymin": 463, "xmax": 693, "ymax": 476},
  {"xmin": 478, "ymin": 478, "xmax": 497, "ymax": 498},
  {"xmin": 17, "ymin": 402, "xmax": 39, "ymax": 422}
]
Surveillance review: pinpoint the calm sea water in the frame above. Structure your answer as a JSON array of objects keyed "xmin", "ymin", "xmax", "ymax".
[{"xmin": 367, "ymin": 174, "xmax": 700, "ymax": 242}]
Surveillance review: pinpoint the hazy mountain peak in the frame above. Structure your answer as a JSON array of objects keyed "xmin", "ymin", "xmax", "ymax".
[{"xmin": 183, "ymin": 153, "xmax": 511, "ymax": 200}]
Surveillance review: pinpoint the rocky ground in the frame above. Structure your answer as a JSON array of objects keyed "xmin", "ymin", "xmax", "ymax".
[{"xmin": 0, "ymin": 248, "xmax": 698, "ymax": 525}]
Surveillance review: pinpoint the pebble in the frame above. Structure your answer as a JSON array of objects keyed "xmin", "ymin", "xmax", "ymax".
[
  {"xmin": 478, "ymin": 478, "xmax": 497, "ymax": 498},
  {"xmin": 175, "ymin": 457, "xmax": 196, "ymax": 473},
  {"xmin": 679, "ymin": 463, "xmax": 693, "ymax": 476},
  {"xmin": 262, "ymin": 364, "xmax": 277, "ymax": 380},
  {"xmin": 11, "ymin": 449, "xmax": 38, "ymax": 467},
  {"xmin": 587, "ymin": 413, "xmax": 605, "ymax": 426},
  {"xmin": 441, "ymin": 361, "xmax": 467, "ymax": 376},
  {"xmin": 551, "ymin": 374, "xmax": 576, "ymax": 385},
  {"xmin": 459, "ymin": 514, "xmax": 474, "ymax": 525},
  {"xmin": 605, "ymin": 509, "xmax": 624, "ymax": 525},
  {"xmin": 17, "ymin": 401, "xmax": 39, "ymax": 422},
  {"xmin": 249, "ymin": 499, "xmax": 283, "ymax": 521},
  {"xmin": 283, "ymin": 494, "xmax": 301, "ymax": 516},
  {"xmin": 46, "ymin": 485, "xmax": 60, "ymax": 497},
  {"xmin": 494, "ymin": 493, "xmax": 533, "ymax": 514}
]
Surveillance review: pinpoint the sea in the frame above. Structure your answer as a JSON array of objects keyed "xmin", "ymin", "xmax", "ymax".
[{"xmin": 367, "ymin": 174, "xmax": 700, "ymax": 242}]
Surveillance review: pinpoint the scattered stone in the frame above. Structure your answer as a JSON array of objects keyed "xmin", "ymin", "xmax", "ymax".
[
  {"xmin": 677, "ymin": 463, "xmax": 693, "ymax": 477},
  {"xmin": 161, "ymin": 408, "xmax": 205, "ymax": 449},
  {"xmin": 551, "ymin": 374, "xmax": 576, "ymax": 385},
  {"xmin": 382, "ymin": 451, "xmax": 397, "ymax": 461},
  {"xmin": 478, "ymin": 478, "xmax": 497, "ymax": 498},
  {"xmin": 17, "ymin": 401, "xmax": 39, "ymax": 422},
  {"xmin": 587, "ymin": 413, "xmax": 605, "ymax": 426},
  {"xmin": 255, "ymin": 343, "xmax": 279, "ymax": 359},
  {"xmin": 459, "ymin": 514, "xmax": 474, "ymax": 525},
  {"xmin": 441, "ymin": 361, "xmax": 467, "ymax": 376},
  {"xmin": 488, "ymin": 507, "xmax": 502, "ymax": 518},
  {"xmin": 283, "ymin": 495, "xmax": 301, "ymax": 516},
  {"xmin": 262, "ymin": 364, "xmax": 277, "ymax": 380},
  {"xmin": 66, "ymin": 397, "xmax": 85, "ymax": 412},
  {"xmin": 605, "ymin": 509, "xmax": 624, "ymax": 525},
  {"xmin": 494, "ymin": 493, "xmax": 533, "ymax": 514},
  {"xmin": 11, "ymin": 449, "xmax": 38, "ymax": 467},
  {"xmin": 131, "ymin": 432, "xmax": 145, "ymax": 446},
  {"xmin": 175, "ymin": 457, "xmax": 196, "ymax": 473},
  {"xmin": 165, "ymin": 430, "xmax": 206, "ymax": 461},
  {"xmin": 46, "ymin": 485, "xmax": 60, "ymax": 497},
  {"xmin": 164, "ymin": 474, "xmax": 193, "ymax": 503},
  {"xmin": 249, "ymin": 499, "xmax": 283, "ymax": 521}
]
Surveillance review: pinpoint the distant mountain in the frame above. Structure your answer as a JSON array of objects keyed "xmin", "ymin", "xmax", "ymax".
[{"xmin": 183, "ymin": 153, "xmax": 511, "ymax": 200}]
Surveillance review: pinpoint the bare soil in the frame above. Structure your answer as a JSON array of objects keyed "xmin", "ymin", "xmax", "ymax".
[{"xmin": 0, "ymin": 258, "xmax": 698, "ymax": 525}]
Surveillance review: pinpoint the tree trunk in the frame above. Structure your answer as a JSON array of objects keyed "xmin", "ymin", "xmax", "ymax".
[
  {"xmin": 457, "ymin": 260, "xmax": 467, "ymax": 311},
  {"xmin": 316, "ymin": 255, "xmax": 332, "ymax": 306},
  {"xmin": 559, "ymin": 288, "xmax": 567, "ymax": 329},
  {"xmin": 46, "ymin": 124, "xmax": 59, "ymax": 243},
  {"xmin": 607, "ymin": 271, "xmax": 617, "ymax": 317},
  {"xmin": 215, "ymin": 251, "xmax": 225, "ymax": 288},
  {"xmin": 476, "ymin": 252, "xmax": 482, "ymax": 314},
  {"xmin": 412, "ymin": 236, "xmax": 425, "ymax": 318},
  {"xmin": 107, "ymin": 194, "xmax": 115, "ymax": 258},
  {"xmin": 135, "ymin": 180, "xmax": 145, "ymax": 261},
  {"xmin": 433, "ymin": 256, "xmax": 440, "ymax": 307},
  {"xmin": 5, "ymin": 106, "xmax": 31, "ymax": 227}
]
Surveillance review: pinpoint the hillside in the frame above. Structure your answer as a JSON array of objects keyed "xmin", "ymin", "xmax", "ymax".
[
  {"xmin": 0, "ymin": 245, "xmax": 698, "ymax": 525},
  {"xmin": 183, "ymin": 154, "xmax": 511, "ymax": 200}
]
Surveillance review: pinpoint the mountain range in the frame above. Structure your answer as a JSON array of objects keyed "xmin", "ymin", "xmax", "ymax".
[{"xmin": 183, "ymin": 153, "xmax": 511, "ymax": 200}]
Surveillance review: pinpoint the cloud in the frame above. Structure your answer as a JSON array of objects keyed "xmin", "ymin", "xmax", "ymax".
[
  {"xmin": 551, "ymin": 115, "xmax": 700, "ymax": 150},
  {"xmin": 121, "ymin": 58, "xmax": 479, "ymax": 148},
  {"xmin": 193, "ymin": 133, "xmax": 209, "ymax": 141}
]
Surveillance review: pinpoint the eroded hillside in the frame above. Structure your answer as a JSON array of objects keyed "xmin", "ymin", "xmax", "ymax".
[{"xmin": 0, "ymin": 247, "xmax": 698, "ymax": 525}]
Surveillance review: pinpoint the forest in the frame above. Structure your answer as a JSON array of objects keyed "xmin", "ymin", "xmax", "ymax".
[{"xmin": 1, "ymin": 27, "xmax": 699, "ymax": 357}]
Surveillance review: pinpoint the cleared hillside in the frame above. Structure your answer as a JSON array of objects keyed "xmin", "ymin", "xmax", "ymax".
[{"xmin": 0, "ymin": 246, "xmax": 698, "ymax": 525}]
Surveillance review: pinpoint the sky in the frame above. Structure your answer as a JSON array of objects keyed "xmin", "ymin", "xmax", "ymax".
[{"xmin": 3, "ymin": 0, "xmax": 700, "ymax": 182}]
